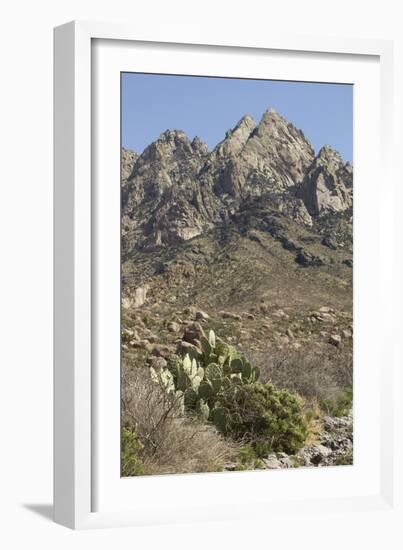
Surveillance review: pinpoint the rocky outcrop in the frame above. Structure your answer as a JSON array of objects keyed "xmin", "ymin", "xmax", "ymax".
[
  {"xmin": 245, "ymin": 410, "xmax": 353, "ymax": 470},
  {"xmin": 122, "ymin": 285, "xmax": 149, "ymax": 309},
  {"xmin": 121, "ymin": 147, "xmax": 138, "ymax": 179},
  {"xmin": 298, "ymin": 411, "xmax": 353, "ymax": 467},
  {"xmin": 121, "ymin": 148, "xmax": 139, "ymax": 206},
  {"xmin": 213, "ymin": 114, "xmax": 256, "ymax": 159},
  {"xmin": 297, "ymin": 146, "xmax": 353, "ymax": 216},
  {"xmin": 236, "ymin": 108, "xmax": 315, "ymax": 189},
  {"xmin": 121, "ymin": 110, "xmax": 353, "ymax": 253}
]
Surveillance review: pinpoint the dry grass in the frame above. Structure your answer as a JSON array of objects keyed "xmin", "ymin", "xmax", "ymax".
[
  {"xmin": 122, "ymin": 366, "xmax": 236, "ymax": 475},
  {"xmin": 249, "ymin": 345, "xmax": 352, "ymax": 404}
]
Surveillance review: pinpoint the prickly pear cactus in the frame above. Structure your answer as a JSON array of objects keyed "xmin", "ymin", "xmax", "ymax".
[
  {"xmin": 211, "ymin": 406, "xmax": 229, "ymax": 432},
  {"xmin": 208, "ymin": 329, "xmax": 216, "ymax": 348},
  {"xmin": 151, "ymin": 329, "xmax": 263, "ymax": 424},
  {"xmin": 160, "ymin": 368, "xmax": 175, "ymax": 393},
  {"xmin": 198, "ymin": 381, "xmax": 214, "ymax": 400},
  {"xmin": 230, "ymin": 358, "xmax": 243, "ymax": 374},
  {"xmin": 197, "ymin": 399, "xmax": 210, "ymax": 421},
  {"xmin": 184, "ymin": 387, "xmax": 198, "ymax": 409},
  {"xmin": 200, "ymin": 335, "xmax": 212, "ymax": 358}
]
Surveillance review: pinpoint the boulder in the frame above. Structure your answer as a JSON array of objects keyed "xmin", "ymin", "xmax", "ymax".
[
  {"xmin": 152, "ymin": 344, "xmax": 175, "ymax": 358},
  {"xmin": 147, "ymin": 356, "xmax": 168, "ymax": 370},
  {"xmin": 321, "ymin": 236, "xmax": 338, "ymax": 250},
  {"xmin": 263, "ymin": 455, "xmax": 283, "ymax": 469},
  {"xmin": 244, "ymin": 312, "xmax": 255, "ymax": 320},
  {"xmin": 219, "ymin": 311, "xmax": 242, "ymax": 321},
  {"xmin": 122, "ymin": 285, "xmax": 150, "ymax": 309},
  {"xmin": 297, "ymin": 444, "xmax": 332, "ymax": 466},
  {"xmin": 329, "ymin": 334, "xmax": 342, "ymax": 346},
  {"xmin": 182, "ymin": 321, "xmax": 205, "ymax": 344},
  {"xmin": 183, "ymin": 306, "xmax": 197, "ymax": 318},
  {"xmin": 195, "ymin": 309, "xmax": 210, "ymax": 321},
  {"xmin": 296, "ymin": 250, "xmax": 325, "ymax": 267},
  {"xmin": 167, "ymin": 321, "xmax": 180, "ymax": 333},
  {"xmin": 176, "ymin": 340, "xmax": 202, "ymax": 356}
]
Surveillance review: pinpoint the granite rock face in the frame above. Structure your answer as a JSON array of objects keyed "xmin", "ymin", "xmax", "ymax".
[
  {"xmin": 297, "ymin": 145, "xmax": 353, "ymax": 216},
  {"xmin": 121, "ymin": 109, "xmax": 353, "ymax": 252}
]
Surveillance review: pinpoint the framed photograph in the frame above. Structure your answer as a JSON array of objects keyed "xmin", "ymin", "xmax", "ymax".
[{"xmin": 54, "ymin": 21, "xmax": 397, "ymax": 530}]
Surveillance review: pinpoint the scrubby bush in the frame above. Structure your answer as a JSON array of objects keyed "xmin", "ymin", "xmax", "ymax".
[
  {"xmin": 236, "ymin": 444, "xmax": 266, "ymax": 470},
  {"xmin": 122, "ymin": 367, "xmax": 236, "ymax": 475},
  {"xmin": 216, "ymin": 381, "xmax": 307, "ymax": 453},
  {"xmin": 320, "ymin": 385, "xmax": 353, "ymax": 417},
  {"xmin": 121, "ymin": 428, "xmax": 144, "ymax": 476}
]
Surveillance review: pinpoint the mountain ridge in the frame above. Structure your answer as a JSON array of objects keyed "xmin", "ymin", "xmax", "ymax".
[{"xmin": 121, "ymin": 108, "xmax": 352, "ymax": 254}]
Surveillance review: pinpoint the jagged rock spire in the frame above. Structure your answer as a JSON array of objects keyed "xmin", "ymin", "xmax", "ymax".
[{"xmin": 213, "ymin": 114, "xmax": 256, "ymax": 158}]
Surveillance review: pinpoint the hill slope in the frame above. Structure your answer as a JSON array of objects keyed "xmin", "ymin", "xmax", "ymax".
[{"xmin": 121, "ymin": 108, "xmax": 353, "ymax": 474}]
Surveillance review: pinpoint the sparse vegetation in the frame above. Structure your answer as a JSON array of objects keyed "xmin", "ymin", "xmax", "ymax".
[
  {"xmin": 320, "ymin": 386, "xmax": 353, "ymax": 417},
  {"xmin": 122, "ymin": 317, "xmax": 353, "ymax": 474},
  {"xmin": 122, "ymin": 330, "xmax": 325, "ymax": 475},
  {"xmin": 152, "ymin": 330, "xmax": 306, "ymax": 451},
  {"xmin": 120, "ymin": 107, "xmax": 353, "ymax": 475},
  {"xmin": 122, "ymin": 365, "xmax": 236, "ymax": 475},
  {"xmin": 252, "ymin": 347, "xmax": 353, "ymax": 408},
  {"xmin": 121, "ymin": 428, "xmax": 144, "ymax": 476}
]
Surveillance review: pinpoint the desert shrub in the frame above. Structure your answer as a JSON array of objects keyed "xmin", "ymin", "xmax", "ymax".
[
  {"xmin": 122, "ymin": 367, "xmax": 236, "ymax": 475},
  {"xmin": 121, "ymin": 428, "xmax": 144, "ymax": 476},
  {"xmin": 236, "ymin": 444, "xmax": 266, "ymax": 470},
  {"xmin": 216, "ymin": 381, "xmax": 307, "ymax": 453},
  {"xmin": 320, "ymin": 385, "xmax": 353, "ymax": 417},
  {"xmin": 250, "ymin": 346, "xmax": 353, "ymax": 405}
]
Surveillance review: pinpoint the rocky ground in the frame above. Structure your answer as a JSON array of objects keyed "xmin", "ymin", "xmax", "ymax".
[
  {"xmin": 122, "ymin": 303, "xmax": 352, "ymax": 371},
  {"xmin": 253, "ymin": 411, "xmax": 353, "ymax": 471}
]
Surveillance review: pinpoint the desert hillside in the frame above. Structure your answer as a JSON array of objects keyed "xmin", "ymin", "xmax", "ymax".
[{"xmin": 121, "ymin": 108, "xmax": 353, "ymax": 475}]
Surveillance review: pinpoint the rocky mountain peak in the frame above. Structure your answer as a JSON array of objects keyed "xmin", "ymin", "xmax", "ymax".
[
  {"xmin": 140, "ymin": 129, "xmax": 193, "ymax": 163},
  {"xmin": 316, "ymin": 145, "xmax": 344, "ymax": 168},
  {"xmin": 213, "ymin": 114, "xmax": 256, "ymax": 158},
  {"xmin": 232, "ymin": 114, "xmax": 256, "ymax": 135},
  {"xmin": 191, "ymin": 136, "xmax": 209, "ymax": 155},
  {"xmin": 121, "ymin": 108, "xmax": 353, "ymax": 251},
  {"xmin": 160, "ymin": 128, "xmax": 190, "ymax": 142},
  {"xmin": 253, "ymin": 108, "xmax": 314, "ymax": 159},
  {"xmin": 258, "ymin": 106, "xmax": 285, "ymax": 124},
  {"xmin": 229, "ymin": 108, "xmax": 316, "ymax": 190}
]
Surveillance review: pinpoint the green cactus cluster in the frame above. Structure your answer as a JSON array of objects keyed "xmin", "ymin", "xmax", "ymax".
[
  {"xmin": 150, "ymin": 329, "xmax": 307, "ymax": 453},
  {"xmin": 151, "ymin": 329, "xmax": 261, "ymax": 429}
]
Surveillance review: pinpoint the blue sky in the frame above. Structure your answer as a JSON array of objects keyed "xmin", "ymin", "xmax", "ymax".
[{"xmin": 121, "ymin": 73, "xmax": 353, "ymax": 162}]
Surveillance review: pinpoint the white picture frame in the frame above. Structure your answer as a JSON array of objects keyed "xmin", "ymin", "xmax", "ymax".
[{"xmin": 54, "ymin": 20, "xmax": 399, "ymax": 531}]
